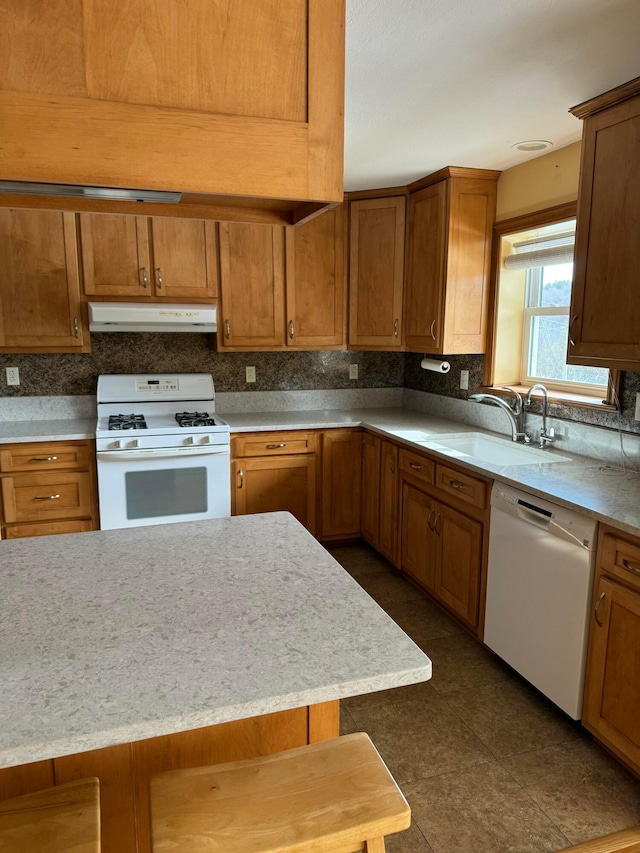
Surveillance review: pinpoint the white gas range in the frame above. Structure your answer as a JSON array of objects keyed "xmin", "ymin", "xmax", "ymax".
[{"xmin": 95, "ymin": 374, "xmax": 230, "ymax": 530}]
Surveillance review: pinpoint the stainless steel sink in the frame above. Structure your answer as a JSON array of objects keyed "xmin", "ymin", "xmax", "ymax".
[{"xmin": 415, "ymin": 433, "xmax": 571, "ymax": 466}]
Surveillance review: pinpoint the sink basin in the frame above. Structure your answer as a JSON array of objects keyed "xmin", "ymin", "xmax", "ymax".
[{"xmin": 416, "ymin": 433, "xmax": 571, "ymax": 467}]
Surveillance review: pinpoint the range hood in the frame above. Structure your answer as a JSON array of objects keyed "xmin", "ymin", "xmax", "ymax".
[
  {"xmin": 88, "ymin": 303, "xmax": 216, "ymax": 333},
  {"xmin": 0, "ymin": 181, "xmax": 181, "ymax": 204}
]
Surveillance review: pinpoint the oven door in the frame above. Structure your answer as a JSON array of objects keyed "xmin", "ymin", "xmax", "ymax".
[{"xmin": 96, "ymin": 445, "xmax": 230, "ymax": 530}]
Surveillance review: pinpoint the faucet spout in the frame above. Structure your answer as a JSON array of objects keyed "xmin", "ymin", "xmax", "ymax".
[
  {"xmin": 524, "ymin": 384, "xmax": 555, "ymax": 448},
  {"xmin": 467, "ymin": 390, "xmax": 529, "ymax": 443}
]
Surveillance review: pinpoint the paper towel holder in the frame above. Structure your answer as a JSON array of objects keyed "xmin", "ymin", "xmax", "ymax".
[{"xmin": 421, "ymin": 357, "xmax": 451, "ymax": 374}]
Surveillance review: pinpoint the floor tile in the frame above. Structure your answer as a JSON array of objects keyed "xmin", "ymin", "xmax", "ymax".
[
  {"xmin": 502, "ymin": 739, "xmax": 640, "ymax": 844},
  {"xmin": 418, "ymin": 632, "xmax": 511, "ymax": 695},
  {"xmin": 443, "ymin": 678, "xmax": 583, "ymax": 758},
  {"xmin": 343, "ymin": 678, "xmax": 439, "ymax": 713},
  {"xmin": 328, "ymin": 544, "xmax": 391, "ymax": 579},
  {"xmin": 404, "ymin": 761, "xmax": 570, "ymax": 853},
  {"xmin": 386, "ymin": 822, "xmax": 435, "ymax": 853},
  {"xmin": 349, "ymin": 695, "xmax": 493, "ymax": 785},
  {"xmin": 339, "ymin": 703, "xmax": 359, "ymax": 736},
  {"xmin": 384, "ymin": 597, "xmax": 464, "ymax": 643},
  {"xmin": 354, "ymin": 568, "xmax": 427, "ymax": 606}
]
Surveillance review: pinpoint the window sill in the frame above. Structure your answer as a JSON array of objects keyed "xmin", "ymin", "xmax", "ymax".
[{"xmin": 480, "ymin": 385, "xmax": 618, "ymax": 413}]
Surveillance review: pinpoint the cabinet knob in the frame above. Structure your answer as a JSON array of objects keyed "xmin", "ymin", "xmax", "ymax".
[
  {"xmin": 141, "ymin": 267, "xmax": 149, "ymax": 289},
  {"xmin": 156, "ymin": 267, "xmax": 163, "ymax": 289}
]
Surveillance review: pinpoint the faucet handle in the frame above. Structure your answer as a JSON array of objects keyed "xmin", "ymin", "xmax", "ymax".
[
  {"xmin": 539, "ymin": 427, "xmax": 555, "ymax": 448},
  {"xmin": 497, "ymin": 386, "xmax": 523, "ymax": 414}
]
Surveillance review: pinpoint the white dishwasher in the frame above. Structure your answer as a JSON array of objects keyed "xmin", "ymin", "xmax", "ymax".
[{"xmin": 484, "ymin": 483, "xmax": 597, "ymax": 719}]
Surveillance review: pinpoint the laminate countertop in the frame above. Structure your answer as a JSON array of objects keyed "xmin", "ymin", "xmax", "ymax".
[{"xmin": 0, "ymin": 512, "xmax": 431, "ymax": 769}]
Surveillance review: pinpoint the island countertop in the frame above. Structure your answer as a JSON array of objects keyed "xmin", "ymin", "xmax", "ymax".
[{"xmin": 0, "ymin": 512, "xmax": 432, "ymax": 770}]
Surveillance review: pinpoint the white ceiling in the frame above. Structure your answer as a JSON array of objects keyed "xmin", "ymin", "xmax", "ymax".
[{"xmin": 344, "ymin": 0, "xmax": 640, "ymax": 191}]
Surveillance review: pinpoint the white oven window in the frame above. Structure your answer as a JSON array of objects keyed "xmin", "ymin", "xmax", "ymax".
[{"xmin": 125, "ymin": 467, "xmax": 208, "ymax": 520}]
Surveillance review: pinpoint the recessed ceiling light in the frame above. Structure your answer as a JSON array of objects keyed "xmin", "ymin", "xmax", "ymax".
[{"xmin": 512, "ymin": 140, "xmax": 554, "ymax": 152}]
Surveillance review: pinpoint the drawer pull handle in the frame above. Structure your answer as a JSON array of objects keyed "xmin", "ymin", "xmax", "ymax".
[
  {"xmin": 429, "ymin": 319, "xmax": 436, "ymax": 340},
  {"xmin": 409, "ymin": 462, "xmax": 422, "ymax": 470},
  {"xmin": 289, "ymin": 320, "xmax": 295, "ymax": 339},
  {"xmin": 427, "ymin": 508, "xmax": 435, "ymax": 531},
  {"xmin": 141, "ymin": 267, "xmax": 149, "ymax": 289},
  {"xmin": 449, "ymin": 479, "xmax": 465, "ymax": 491},
  {"xmin": 31, "ymin": 456, "xmax": 58, "ymax": 462},
  {"xmin": 266, "ymin": 443, "xmax": 286, "ymax": 449},
  {"xmin": 225, "ymin": 319, "xmax": 231, "ymax": 339},
  {"xmin": 35, "ymin": 494, "xmax": 61, "ymax": 501},
  {"xmin": 73, "ymin": 317, "xmax": 79, "ymax": 338},
  {"xmin": 594, "ymin": 591, "xmax": 606, "ymax": 627},
  {"xmin": 568, "ymin": 314, "xmax": 578, "ymax": 347},
  {"xmin": 156, "ymin": 267, "xmax": 163, "ymax": 289},
  {"xmin": 622, "ymin": 559, "xmax": 640, "ymax": 577},
  {"xmin": 394, "ymin": 318, "xmax": 399, "ymax": 338},
  {"xmin": 237, "ymin": 469, "xmax": 244, "ymax": 489},
  {"xmin": 434, "ymin": 512, "xmax": 442, "ymax": 535}
]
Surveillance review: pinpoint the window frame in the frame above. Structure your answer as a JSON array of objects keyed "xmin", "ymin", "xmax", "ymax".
[{"xmin": 483, "ymin": 202, "xmax": 619, "ymax": 409}]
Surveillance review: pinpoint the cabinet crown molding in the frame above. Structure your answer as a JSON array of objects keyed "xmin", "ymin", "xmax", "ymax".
[{"xmin": 570, "ymin": 75, "xmax": 640, "ymax": 120}]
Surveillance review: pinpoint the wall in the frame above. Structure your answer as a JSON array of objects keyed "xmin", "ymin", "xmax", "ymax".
[{"xmin": 0, "ymin": 334, "xmax": 403, "ymax": 397}]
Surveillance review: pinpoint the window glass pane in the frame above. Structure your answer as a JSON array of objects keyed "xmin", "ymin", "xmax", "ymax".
[
  {"xmin": 540, "ymin": 263, "xmax": 573, "ymax": 307},
  {"xmin": 125, "ymin": 467, "xmax": 208, "ymax": 520},
  {"xmin": 527, "ymin": 314, "xmax": 608, "ymax": 387}
]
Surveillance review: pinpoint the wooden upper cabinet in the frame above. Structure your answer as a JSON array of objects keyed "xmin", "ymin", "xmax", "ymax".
[
  {"xmin": 80, "ymin": 214, "xmax": 217, "ymax": 300},
  {"xmin": 0, "ymin": 209, "xmax": 87, "ymax": 351},
  {"xmin": 285, "ymin": 205, "xmax": 346, "ymax": 348},
  {"xmin": 348, "ymin": 197, "xmax": 405, "ymax": 348},
  {"xmin": 568, "ymin": 78, "xmax": 640, "ymax": 370},
  {"xmin": 150, "ymin": 218, "xmax": 218, "ymax": 300},
  {"xmin": 405, "ymin": 168, "xmax": 499, "ymax": 354},
  {"xmin": 0, "ymin": 0, "xmax": 345, "ymax": 221},
  {"xmin": 80, "ymin": 214, "xmax": 151, "ymax": 297},
  {"xmin": 217, "ymin": 223, "xmax": 285, "ymax": 349}
]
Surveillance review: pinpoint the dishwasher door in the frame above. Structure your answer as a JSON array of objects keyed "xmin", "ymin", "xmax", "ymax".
[{"xmin": 484, "ymin": 484, "xmax": 597, "ymax": 719}]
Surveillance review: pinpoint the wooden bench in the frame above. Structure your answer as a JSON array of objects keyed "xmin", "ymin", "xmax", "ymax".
[
  {"xmin": 561, "ymin": 827, "xmax": 640, "ymax": 853},
  {"xmin": 0, "ymin": 777, "xmax": 100, "ymax": 852},
  {"xmin": 150, "ymin": 732, "xmax": 410, "ymax": 852}
]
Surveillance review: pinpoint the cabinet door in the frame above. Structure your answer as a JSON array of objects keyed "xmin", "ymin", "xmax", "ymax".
[
  {"xmin": 434, "ymin": 502, "xmax": 482, "ymax": 629},
  {"xmin": 320, "ymin": 429, "xmax": 362, "ymax": 539},
  {"xmin": 400, "ymin": 481, "xmax": 436, "ymax": 591},
  {"xmin": 405, "ymin": 182, "xmax": 447, "ymax": 352},
  {"xmin": 582, "ymin": 576, "xmax": 640, "ymax": 772},
  {"xmin": 348, "ymin": 197, "xmax": 405, "ymax": 348},
  {"xmin": 379, "ymin": 440, "xmax": 399, "ymax": 566},
  {"xmin": 568, "ymin": 95, "xmax": 640, "ymax": 370},
  {"xmin": 218, "ymin": 223, "xmax": 285, "ymax": 348},
  {"xmin": 0, "ymin": 209, "xmax": 86, "ymax": 350},
  {"xmin": 285, "ymin": 205, "xmax": 346, "ymax": 348},
  {"xmin": 233, "ymin": 456, "xmax": 316, "ymax": 534},
  {"xmin": 360, "ymin": 432, "xmax": 381, "ymax": 547},
  {"xmin": 79, "ymin": 213, "xmax": 151, "ymax": 297},
  {"xmin": 150, "ymin": 218, "xmax": 218, "ymax": 300}
]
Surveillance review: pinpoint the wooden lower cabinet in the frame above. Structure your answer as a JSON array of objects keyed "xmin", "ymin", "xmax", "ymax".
[
  {"xmin": 0, "ymin": 703, "xmax": 339, "ymax": 853},
  {"xmin": 435, "ymin": 502, "xmax": 482, "ymax": 628},
  {"xmin": 232, "ymin": 455, "xmax": 317, "ymax": 534},
  {"xmin": 582, "ymin": 527, "xmax": 640, "ymax": 774},
  {"xmin": 0, "ymin": 440, "xmax": 98, "ymax": 539},
  {"xmin": 319, "ymin": 429, "xmax": 362, "ymax": 540},
  {"xmin": 378, "ymin": 440, "xmax": 400, "ymax": 565},
  {"xmin": 360, "ymin": 432, "xmax": 381, "ymax": 547},
  {"xmin": 401, "ymin": 482, "xmax": 436, "ymax": 592}
]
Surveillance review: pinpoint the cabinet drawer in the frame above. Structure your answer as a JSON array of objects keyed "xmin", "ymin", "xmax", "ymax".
[
  {"xmin": 600, "ymin": 531, "xmax": 640, "ymax": 590},
  {"xmin": 232, "ymin": 431, "xmax": 317, "ymax": 457},
  {"xmin": 4, "ymin": 519, "xmax": 95, "ymax": 539},
  {"xmin": 435, "ymin": 464, "xmax": 487, "ymax": 509},
  {"xmin": 0, "ymin": 442, "xmax": 91, "ymax": 473},
  {"xmin": 399, "ymin": 449, "xmax": 435, "ymax": 485},
  {"xmin": 1, "ymin": 472, "xmax": 94, "ymax": 523}
]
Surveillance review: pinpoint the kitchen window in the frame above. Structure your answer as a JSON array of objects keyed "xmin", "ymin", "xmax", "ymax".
[{"xmin": 485, "ymin": 203, "xmax": 615, "ymax": 406}]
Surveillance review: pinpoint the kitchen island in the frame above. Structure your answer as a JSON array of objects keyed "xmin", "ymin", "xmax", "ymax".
[{"xmin": 0, "ymin": 512, "xmax": 431, "ymax": 853}]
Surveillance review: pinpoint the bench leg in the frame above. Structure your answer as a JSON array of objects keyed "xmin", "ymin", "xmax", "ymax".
[{"xmin": 364, "ymin": 838, "xmax": 386, "ymax": 852}]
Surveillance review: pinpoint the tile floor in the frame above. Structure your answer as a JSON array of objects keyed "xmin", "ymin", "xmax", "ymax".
[{"xmin": 329, "ymin": 543, "xmax": 640, "ymax": 853}]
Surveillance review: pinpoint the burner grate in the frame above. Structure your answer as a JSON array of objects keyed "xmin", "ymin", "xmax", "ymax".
[
  {"xmin": 175, "ymin": 411, "xmax": 216, "ymax": 428},
  {"xmin": 108, "ymin": 414, "xmax": 148, "ymax": 431}
]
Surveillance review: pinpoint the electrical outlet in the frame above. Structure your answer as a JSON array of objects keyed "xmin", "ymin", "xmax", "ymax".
[
  {"xmin": 459, "ymin": 370, "xmax": 469, "ymax": 390},
  {"xmin": 349, "ymin": 364, "xmax": 359, "ymax": 380},
  {"xmin": 635, "ymin": 392, "xmax": 640, "ymax": 421},
  {"xmin": 6, "ymin": 367, "xmax": 19, "ymax": 386},
  {"xmin": 245, "ymin": 366, "xmax": 256, "ymax": 383}
]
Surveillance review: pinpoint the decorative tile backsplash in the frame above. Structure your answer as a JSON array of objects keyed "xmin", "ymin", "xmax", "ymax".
[
  {"xmin": 0, "ymin": 334, "xmax": 403, "ymax": 396},
  {"xmin": 1, "ymin": 336, "xmax": 638, "ymax": 439},
  {"xmin": 404, "ymin": 353, "xmax": 640, "ymax": 436}
]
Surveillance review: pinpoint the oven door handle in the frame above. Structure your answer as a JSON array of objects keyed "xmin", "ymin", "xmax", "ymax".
[{"xmin": 96, "ymin": 447, "xmax": 230, "ymax": 461}]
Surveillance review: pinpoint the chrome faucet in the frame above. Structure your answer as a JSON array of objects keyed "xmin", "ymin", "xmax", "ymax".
[
  {"xmin": 468, "ymin": 387, "xmax": 530, "ymax": 443},
  {"xmin": 524, "ymin": 384, "xmax": 555, "ymax": 448}
]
